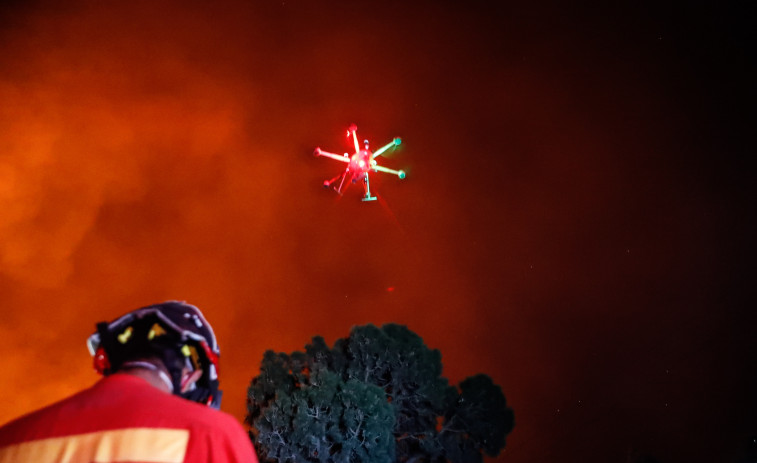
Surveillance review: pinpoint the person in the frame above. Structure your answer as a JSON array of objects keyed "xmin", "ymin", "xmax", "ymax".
[{"xmin": 0, "ymin": 301, "xmax": 259, "ymax": 463}]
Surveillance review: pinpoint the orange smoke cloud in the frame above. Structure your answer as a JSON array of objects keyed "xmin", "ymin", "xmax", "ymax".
[{"xmin": 0, "ymin": 3, "xmax": 251, "ymax": 287}]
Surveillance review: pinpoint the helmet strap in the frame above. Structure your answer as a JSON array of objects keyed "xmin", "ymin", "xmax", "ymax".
[{"xmin": 158, "ymin": 345, "xmax": 187, "ymax": 395}]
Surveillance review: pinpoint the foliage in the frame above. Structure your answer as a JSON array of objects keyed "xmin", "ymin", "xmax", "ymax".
[{"xmin": 247, "ymin": 324, "xmax": 514, "ymax": 463}]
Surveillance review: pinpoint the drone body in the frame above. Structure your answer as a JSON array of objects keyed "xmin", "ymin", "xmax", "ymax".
[{"xmin": 314, "ymin": 124, "xmax": 405, "ymax": 201}]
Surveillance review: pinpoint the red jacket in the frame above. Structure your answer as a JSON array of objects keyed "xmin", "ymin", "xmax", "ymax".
[{"xmin": 0, "ymin": 373, "xmax": 259, "ymax": 463}]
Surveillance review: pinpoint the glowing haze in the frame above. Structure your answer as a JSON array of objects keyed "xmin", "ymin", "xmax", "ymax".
[{"xmin": 1, "ymin": 2, "xmax": 753, "ymax": 462}]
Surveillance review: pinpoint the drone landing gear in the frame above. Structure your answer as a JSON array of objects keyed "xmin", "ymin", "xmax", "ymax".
[
  {"xmin": 362, "ymin": 173, "xmax": 377, "ymax": 202},
  {"xmin": 324, "ymin": 167, "xmax": 350, "ymax": 196}
]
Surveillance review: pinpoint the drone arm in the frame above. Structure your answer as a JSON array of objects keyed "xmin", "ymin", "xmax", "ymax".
[
  {"xmin": 314, "ymin": 148, "xmax": 350, "ymax": 163},
  {"xmin": 371, "ymin": 138, "xmax": 402, "ymax": 159},
  {"xmin": 350, "ymin": 129, "xmax": 360, "ymax": 154},
  {"xmin": 372, "ymin": 165, "xmax": 406, "ymax": 179}
]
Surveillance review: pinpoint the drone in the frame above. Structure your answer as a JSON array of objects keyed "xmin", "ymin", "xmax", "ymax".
[{"xmin": 314, "ymin": 124, "xmax": 405, "ymax": 201}]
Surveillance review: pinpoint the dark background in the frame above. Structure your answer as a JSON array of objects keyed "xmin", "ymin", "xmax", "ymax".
[{"xmin": 0, "ymin": 1, "xmax": 754, "ymax": 462}]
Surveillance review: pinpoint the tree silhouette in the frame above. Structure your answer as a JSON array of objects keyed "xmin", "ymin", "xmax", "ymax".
[{"xmin": 247, "ymin": 324, "xmax": 514, "ymax": 463}]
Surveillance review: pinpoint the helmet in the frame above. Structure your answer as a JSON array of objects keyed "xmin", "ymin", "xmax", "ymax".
[{"xmin": 87, "ymin": 301, "xmax": 222, "ymax": 409}]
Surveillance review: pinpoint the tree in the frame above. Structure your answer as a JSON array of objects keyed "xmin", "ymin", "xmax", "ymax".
[{"xmin": 247, "ymin": 324, "xmax": 514, "ymax": 463}]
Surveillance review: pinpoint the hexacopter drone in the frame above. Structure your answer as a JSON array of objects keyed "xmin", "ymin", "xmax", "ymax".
[{"xmin": 314, "ymin": 124, "xmax": 405, "ymax": 201}]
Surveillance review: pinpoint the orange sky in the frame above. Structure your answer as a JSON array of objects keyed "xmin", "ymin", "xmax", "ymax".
[{"xmin": 1, "ymin": 2, "xmax": 754, "ymax": 462}]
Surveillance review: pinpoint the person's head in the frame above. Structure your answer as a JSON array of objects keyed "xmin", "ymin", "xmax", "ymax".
[{"xmin": 87, "ymin": 301, "xmax": 222, "ymax": 408}]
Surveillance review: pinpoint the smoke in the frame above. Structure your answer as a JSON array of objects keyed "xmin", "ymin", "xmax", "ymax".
[{"xmin": 0, "ymin": 2, "xmax": 252, "ymax": 287}]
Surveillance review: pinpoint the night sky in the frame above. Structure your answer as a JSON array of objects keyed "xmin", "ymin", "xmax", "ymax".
[{"xmin": 0, "ymin": 1, "xmax": 754, "ymax": 462}]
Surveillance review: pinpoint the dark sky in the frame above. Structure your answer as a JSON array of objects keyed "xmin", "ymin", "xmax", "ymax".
[{"xmin": 0, "ymin": 1, "xmax": 754, "ymax": 462}]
